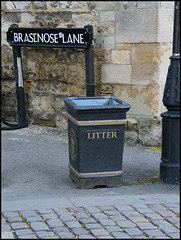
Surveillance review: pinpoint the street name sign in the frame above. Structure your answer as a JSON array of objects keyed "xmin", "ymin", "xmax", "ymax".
[{"xmin": 7, "ymin": 25, "xmax": 93, "ymax": 48}]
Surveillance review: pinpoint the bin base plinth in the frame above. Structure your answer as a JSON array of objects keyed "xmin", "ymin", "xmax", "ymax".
[{"xmin": 69, "ymin": 165, "xmax": 123, "ymax": 189}]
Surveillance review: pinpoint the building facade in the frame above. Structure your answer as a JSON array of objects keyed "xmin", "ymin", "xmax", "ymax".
[{"xmin": 1, "ymin": 1, "xmax": 174, "ymax": 146}]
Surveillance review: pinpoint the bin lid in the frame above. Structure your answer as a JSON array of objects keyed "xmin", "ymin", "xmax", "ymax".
[{"xmin": 64, "ymin": 96, "xmax": 131, "ymax": 111}]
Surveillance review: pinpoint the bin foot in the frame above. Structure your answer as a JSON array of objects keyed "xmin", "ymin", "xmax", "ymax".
[{"xmin": 69, "ymin": 169, "xmax": 123, "ymax": 189}]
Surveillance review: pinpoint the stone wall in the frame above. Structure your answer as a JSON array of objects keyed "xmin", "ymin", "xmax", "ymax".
[{"xmin": 1, "ymin": 1, "xmax": 174, "ymax": 146}]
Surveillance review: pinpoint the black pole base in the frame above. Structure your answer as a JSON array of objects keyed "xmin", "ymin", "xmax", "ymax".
[
  {"xmin": 1, "ymin": 119, "xmax": 28, "ymax": 130},
  {"xmin": 160, "ymin": 111, "xmax": 180, "ymax": 184},
  {"xmin": 160, "ymin": 162, "xmax": 180, "ymax": 184}
]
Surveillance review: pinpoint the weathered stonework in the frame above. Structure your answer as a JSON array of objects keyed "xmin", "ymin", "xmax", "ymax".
[
  {"xmin": 1, "ymin": 1, "xmax": 174, "ymax": 146},
  {"xmin": 101, "ymin": 64, "xmax": 132, "ymax": 84}
]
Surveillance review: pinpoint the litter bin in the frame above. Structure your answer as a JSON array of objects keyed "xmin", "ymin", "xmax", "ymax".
[{"xmin": 64, "ymin": 96, "xmax": 131, "ymax": 188}]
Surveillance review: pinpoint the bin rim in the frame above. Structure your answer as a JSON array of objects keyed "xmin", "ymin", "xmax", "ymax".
[{"xmin": 64, "ymin": 96, "xmax": 131, "ymax": 111}]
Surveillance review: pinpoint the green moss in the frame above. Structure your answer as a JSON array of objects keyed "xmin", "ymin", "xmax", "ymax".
[
  {"xmin": 137, "ymin": 174, "xmax": 160, "ymax": 185},
  {"xmin": 147, "ymin": 145, "xmax": 161, "ymax": 153}
]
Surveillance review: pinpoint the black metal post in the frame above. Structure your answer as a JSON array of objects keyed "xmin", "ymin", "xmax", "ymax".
[
  {"xmin": 160, "ymin": 1, "xmax": 180, "ymax": 184},
  {"xmin": 85, "ymin": 25, "xmax": 95, "ymax": 97},
  {"xmin": 13, "ymin": 44, "xmax": 28, "ymax": 128},
  {"xmin": 1, "ymin": 24, "xmax": 28, "ymax": 130}
]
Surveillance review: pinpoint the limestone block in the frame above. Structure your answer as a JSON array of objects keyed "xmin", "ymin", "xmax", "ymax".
[
  {"xmin": 31, "ymin": 95, "xmax": 55, "ymax": 121},
  {"xmin": 125, "ymin": 131, "xmax": 138, "ymax": 145},
  {"xmin": 122, "ymin": 1, "xmax": 137, "ymax": 9},
  {"xmin": 1, "ymin": 61, "xmax": 14, "ymax": 79},
  {"xmin": 21, "ymin": 13, "xmax": 35, "ymax": 23},
  {"xmin": 132, "ymin": 43, "xmax": 161, "ymax": 85},
  {"xmin": 99, "ymin": 84, "xmax": 113, "ymax": 95},
  {"xmin": 27, "ymin": 61, "xmax": 36, "ymax": 73},
  {"xmin": 101, "ymin": 64, "xmax": 131, "ymax": 84},
  {"xmin": 116, "ymin": 9, "xmax": 157, "ymax": 43},
  {"xmin": 67, "ymin": 65, "xmax": 85, "ymax": 83},
  {"xmin": 72, "ymin": 12, "xmax": 99, "ymax": 22},
  {"xmin": 6, "ymin": 1, "xmax": 30, "ymax": 10},
  {"xmin": 1, "ymin": 33, "xmax": 9, "ymax": 47},
  {"xmin": 113, "ymin": 84, "xmax": 160, "ymax": 117},
  {"xmin": 1, "ymin": 90, "xmax": 18, "ymax": 121},
  {"xmin": 3, "ymin": 12, "xmax": 20, "ymax": 23},
  {"xmin": 54, "ymin": 97, "xmax": 66, "ymax": 111},
  {"xmin": 157, "ymin": 8, "xmax": 174, "ymax": 43},
  {"xmin": 49, "ymin": 1, "xmax": 68, "ymax": 9},
  {"xmin": 103, "ymin": 36, "xmax": 115, "ymax": 49},
  {"xmin": 50, "ymin": 82, "xmax": 69, "ymax": 96},
  {"xmin": 95, "ymin": 22, "xmax": 109, "ymax": 36},
  {"xmin": 68, "ymin": 83, "xmax": 85, "ymax": 97},
  {"xmin": 29, "ymin": 81, "xmax": 61, "ymax": 96},
  {"xmin": 32, "ymin": 1, "xmax": 47, "ymax": 10},
  {"xmin": 1, "ymin": 44, "xmax": 13, "ymax": 62},
  {"xmin": 158, "ymin": 1, "xmax": 174, "ymax": 9},
  {"xmin": 157, "ymin": 43, "xmax": 172, "ymax": 115},
  {"xmin": 111, "ymin": 50, "xmax": 131, "ymax": 64},
  {"xmin": 1, "ymin": 81, "xmax": 16, "ymax": 93},
  {"xmin": 95, "ymin": 21, "xmax": 115, "ymax": 36},
  {"xmin": 5, "ymin": 1, "xmax": 14, "ymax": 10},
  {"xmin": 157, "ymin": 43, "xmax": 172, "ymax": 86},
  {"xmin": 49, "ymin": 1, "xmax": 88, "ymax": 12},
  {"xmin": 127, "ymin": 118, "xmax": 138, "ymax": 131},
  {"xmin": 31, "ymin": 95, "xmax": 54, "ymax": 113},
  {"xmin": 138, "ymin": 118, "xmax": 162, "ymax": 146},
  {"xmin": 95, "ymin": 1, "xmax": 120, "ymax": 11},
  {"xmin": 55, "ymin": 113, "xmax": 68, "ymax": 130},
  {"xmin": 115, "ymin": 44, "xmax": 132, "ymax": 50},
  {"xmin": 95, "ymin": 36, "xmax": 115, "ymax": 49},
  {"xmin": 94, "ymin": 49, "xmax": 111, "ymax": 65},
  {"xmin": 1, "ymin": 21, "xmax": 11, "ymax": 35},
  {"xmin": 137, "ymin": 1, "xmax": 159, "ymax": 8},
  {"xmin": 100, "ymin": 11, "xmax": 115, "ymax": 22},
  {"xmin": 36, "ymin": 63, "xmax": 66, "ymax": 81}
]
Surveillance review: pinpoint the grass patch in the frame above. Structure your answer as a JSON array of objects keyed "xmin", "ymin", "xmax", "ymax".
[
  {"xmin": 137, "ymin": 174, "xmax": 160, "ymax": 185},
  {"xmin": 147, "ymin": 145, "xmax": 161, "ymax": 153}
]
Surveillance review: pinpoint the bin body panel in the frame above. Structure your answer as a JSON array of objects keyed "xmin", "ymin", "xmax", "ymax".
[
  {"xmin": 64, "ymin": 96, "xmax": 131, "ymax": 188},
  {"xmin": 68, "ymin": 121, "xmax": 125, "ymax": 173}
]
